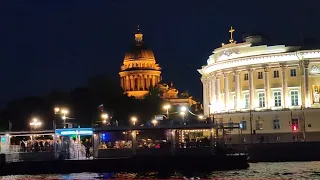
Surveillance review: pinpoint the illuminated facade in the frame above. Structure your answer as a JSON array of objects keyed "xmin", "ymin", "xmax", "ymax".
[
  {"xmin": 199, "ymin": 27, "xmax": 320, "ymax": 143},
  {"xmin": 157, "ymin": 82, "xmax": 197, "ymax": 107},
  {"xmin": 119, "ymin": 26, "xmax": 161, "ymax": 98}
]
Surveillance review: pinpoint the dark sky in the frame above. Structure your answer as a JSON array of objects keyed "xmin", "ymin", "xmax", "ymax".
[{"xmin": 0, "ymin": 0, "xmax": 319, "ymax": 107}]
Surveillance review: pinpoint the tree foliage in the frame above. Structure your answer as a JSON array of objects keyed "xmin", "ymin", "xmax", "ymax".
[{"xmin": 0, "ymin": 75, "xmax": 165, "ymax": 130}]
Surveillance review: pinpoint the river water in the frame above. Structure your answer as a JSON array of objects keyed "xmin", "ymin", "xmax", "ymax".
[{"xmin": 1, "ymin": 161, "xmax": 320, "ymax": 179}]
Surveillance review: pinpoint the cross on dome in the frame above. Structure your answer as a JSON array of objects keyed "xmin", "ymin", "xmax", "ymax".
[{"xmin": 229, "ymin": 26, "xmax": 235, "ymax": 43}]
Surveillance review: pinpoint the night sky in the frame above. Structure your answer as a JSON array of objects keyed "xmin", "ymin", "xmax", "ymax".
[{"xmin": 0, "ymin": 0, "xmax": 319, "ymax": 107}]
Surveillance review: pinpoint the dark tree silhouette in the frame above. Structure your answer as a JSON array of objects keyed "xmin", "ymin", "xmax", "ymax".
[{"xmin": 0, "ymin": 75, "xmax": 165, "ymax": 130}]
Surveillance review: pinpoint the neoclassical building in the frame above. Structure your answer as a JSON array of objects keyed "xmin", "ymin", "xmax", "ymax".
[
  {"xmin": 198, "ymin": 27, "xmax": 320, "ymax": 143},
  {"xmin": 119, "ymin": 26, "xmax": 161, "ymax": 98}
]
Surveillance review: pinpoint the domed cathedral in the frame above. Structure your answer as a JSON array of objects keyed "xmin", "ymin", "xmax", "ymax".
[{"xmin": 119, "ymin": 26, "xmax": 162, "ymax": 98}]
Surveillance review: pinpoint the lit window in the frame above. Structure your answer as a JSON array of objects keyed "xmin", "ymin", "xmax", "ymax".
[
  {"xmin": 258, "ymin": 92, "xmax": 265, "ymax": 108},
  {"xmin": 290, "ymin": 90, "xmax": 299, "ymax": 106},
  {"xmin": 290, "ymin": 69, "xmax": 297, "ymax": 77},
  {"xmin": 273, "ymin": 91, "xmax": 282, "ymax": 107},
  {"xmin": 256, "ymin": 120, "xmax": 263, "ymax": 130},
  {"xmin": 273, "ymin": 119, "xmax": 280, "ymax": 129},
  {"xmin": 244, "ymin": 73, "xmax": 249, "ymax": 81},
  {"xmin": 240, "ymin": 121, "xmax": 247, "ymax": 130},
  {"xmin": 273, "ymin": 70, "xmax": 279, "ymax": 78},
  {"xmin": 258, "ymin": 72, "xmax": 263, "ymax": 79},
  {"xmin": 244, "ymin": 94, "xmax": 249, "ymax": 109}
]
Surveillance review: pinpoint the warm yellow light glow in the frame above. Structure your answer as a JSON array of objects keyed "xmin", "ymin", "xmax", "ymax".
[
  {"xmin": 102, "ymin": 120, "xmax": 107, "ymax": 124},
  {"xmin": 61, "ymin": 109, "xmax": 69, "ymax": 115},
  {"xmin": 62, "ymin": 116, "xmax": 66, "ymax": 120},
  {"xmin": 198, "ymin": 115, "xmax": 204, "ymax": 120},
  {"xmin": 180, "ymin": 111, "xmax": 186, "ymax": 116},
  {"xmin": 30, "ymin": 118, "xmax": 42, "ymax": 127},
  {"xmin": 131, "ymin": 116, "xmax": 137, "ymax": 125},
  {"xmin": 151, "ymin": 119, "xmax": 158, "ymax": 126},
  {"xmin": 101, "ymin": 113, "xmax": 109, "ymax": 120},
  {"xmin": 54, "ymin": 107, "xmax": 60, "ymax": 113},
  {"xmin": 163, "ymin": 104, "xmax": 171, "ymax": 110},
  {"xmin": 180, "ymin": 106, "xmax": 187, "ymax": 112}
]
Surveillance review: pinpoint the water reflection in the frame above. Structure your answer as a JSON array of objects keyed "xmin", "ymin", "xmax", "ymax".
[{"xmin": 1, "ymin": 162, "xmax": 320, "ymax": 179}]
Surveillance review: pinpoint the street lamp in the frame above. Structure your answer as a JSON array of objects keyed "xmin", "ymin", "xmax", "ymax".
[
  {"xmin": 61, "ymin": 109, "xmax": 69, "ymax": 116},
  {"xmin": 179, "ymin": 106, "xmax": 187, "ymax": 125},
  {"xmin": 180, "ymin": 106, "xmax": 187, "ymax": 112},
  {"xmin": 54, "ymin": 107, "xmax": 60, "ymax": 114},
  {"xmin": 101, "ymin": 113, "xmax": 109, "ymax": 124},
  {"xmin": 30, "ymin": 118, "xmax": 42, "ymax": 129},
  {"xmin": 131, "ymin": 116, "xmax": 137, "ymax": 126},
  {"xmin": 163, "ymin": 104, "xmax": 171, "ymax": 119},
  {"xmin": 54, "ymin": 107, "xmax": 69, "ymax": 128}
]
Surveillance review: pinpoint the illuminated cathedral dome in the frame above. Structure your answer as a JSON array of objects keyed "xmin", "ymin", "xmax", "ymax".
[
  {"xmin": 124, "ymin": 42, "xmax": 155, "ymax": 62},
  {"xmin": 119, "ymin": 26, "xmax": 161, "ymax": 98}
]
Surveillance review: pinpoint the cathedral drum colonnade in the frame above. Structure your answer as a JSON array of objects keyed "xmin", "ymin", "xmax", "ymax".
[
  {"xmin": 119, "ymin": 26, "xmax": 161, "ymax": 98},
  {"xmin": 198, "ymin": 27, "xmax": 320, "ymax": 143}
]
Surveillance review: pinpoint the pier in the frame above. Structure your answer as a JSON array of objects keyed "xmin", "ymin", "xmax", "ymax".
[{"xmin": 0, "ymin": 122, "xmax": 249, "ymax": 175}]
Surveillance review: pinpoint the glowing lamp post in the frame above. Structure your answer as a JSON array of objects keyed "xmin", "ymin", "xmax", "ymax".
[
  {"xmin": 54, "ymin": 107, "xmax": 69, "ymax": 128},
  {"xmin": 131, "ymin": 116, "xmax": 137, "ymax": 126},
  {"xmin": 54, "ymin": 107, "xmax": 60, "ymax": 114},
  {"xmin": 61, "ymin": 109, "xmax": 69, "ymax": 128},
  {"xmin": 30, "ymin": 118, "xmax": 42, "ymax": 130},
  {"xmin": 163, "ymin": 104, "xmax": 171, "ymax": 119},
  {"xmin": 101, "ymin": 113, "xmax": 109, "ymax": 124},
  {"xmin": 180, "ymin": 106, "xmax": 187, "ymax": 125}
]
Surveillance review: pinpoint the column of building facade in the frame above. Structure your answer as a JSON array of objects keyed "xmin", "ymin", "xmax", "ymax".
[
  {"xmin": 130, "ymin": 76, "xmax": 134, "ymax": 91},
  {"xmin": 234, "ymin": 70, "xmax": 241, "ymax": 111},
  {"xmin": 224, "ymin": 72, "xmax": 229, "ymax": 111},
  {"xmin": 121, "ymin": 77, "xmax": 125, "ymax": 91},
  {"xmin": 281, "ymin": 65, "xmax": 288, "ymax": 108},
  {"xmin": 264, "ymin": 67, "xmax": 270, "ymax": 108},
  {"xmin": 248, "ymin": 68, "xmax": 254, "ymax": 110},
  {"xmin": 152, "ymin": 75, "xmax": 156, "ymax": 87},
  {"xmin": 146, "ymin": 75, "xmax": 150, "ymax": 89},
  {"xmin": 202, "ymin": 78, "xmax": 209, "ymax": 116},
  {"xmin": 120, "ymin": 77, "xmax": 124, "ymax": 90},
  {"xmin": 210, "ymin": 75, "xmax": 216, "ymax": 112},
  {"xmin": 140, "ymin": 75, "xmax": 144, "ymax": 90},
  {"xmin": 135, "ymin": 75, "xmax": 139, "ymax": 90},
  {"xmin": 303, "ymin": 61, "xmax": 310, "ymax": 108},
  {"xmin": 216, "ymin": 74, "xmax": 221, "ymax": 111},
  {"xmin": 134, "ymin": 75, "xmax": 140, "ymax": 91},
  {"xmin": 125, "ymin": 76, "xmax": 129, "ymax": 91}
]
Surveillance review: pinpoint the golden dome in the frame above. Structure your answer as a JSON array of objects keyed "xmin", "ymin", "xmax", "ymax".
[
  {"xmin": 123, "ymin": 25, "xmax": 155, "ymax": 62},
  {"xmin": 124, "ymin": 46, "xmax": 155, "ymax": 61}
]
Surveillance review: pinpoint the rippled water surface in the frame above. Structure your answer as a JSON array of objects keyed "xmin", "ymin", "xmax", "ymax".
[{"xmin": 1, "ymin": 161, "xmax": 320, "ymax": 179}]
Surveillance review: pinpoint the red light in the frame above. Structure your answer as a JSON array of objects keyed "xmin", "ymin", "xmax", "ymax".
[{"xmin": 293, "ymin": 125, "xmax": 297, "ymax": 131}]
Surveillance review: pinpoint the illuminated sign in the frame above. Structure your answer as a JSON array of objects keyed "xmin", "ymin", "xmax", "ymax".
[
  {"xmin": 55, "ymin": 128, "xmax": 93, "ymax": 136},
  {"xmin": 155, "ymin": 115, "xmax": 164, "ymax": 120},
  {"xmin": 1, "ymin": 136, "xmax": 6, "ymax": 143}
]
